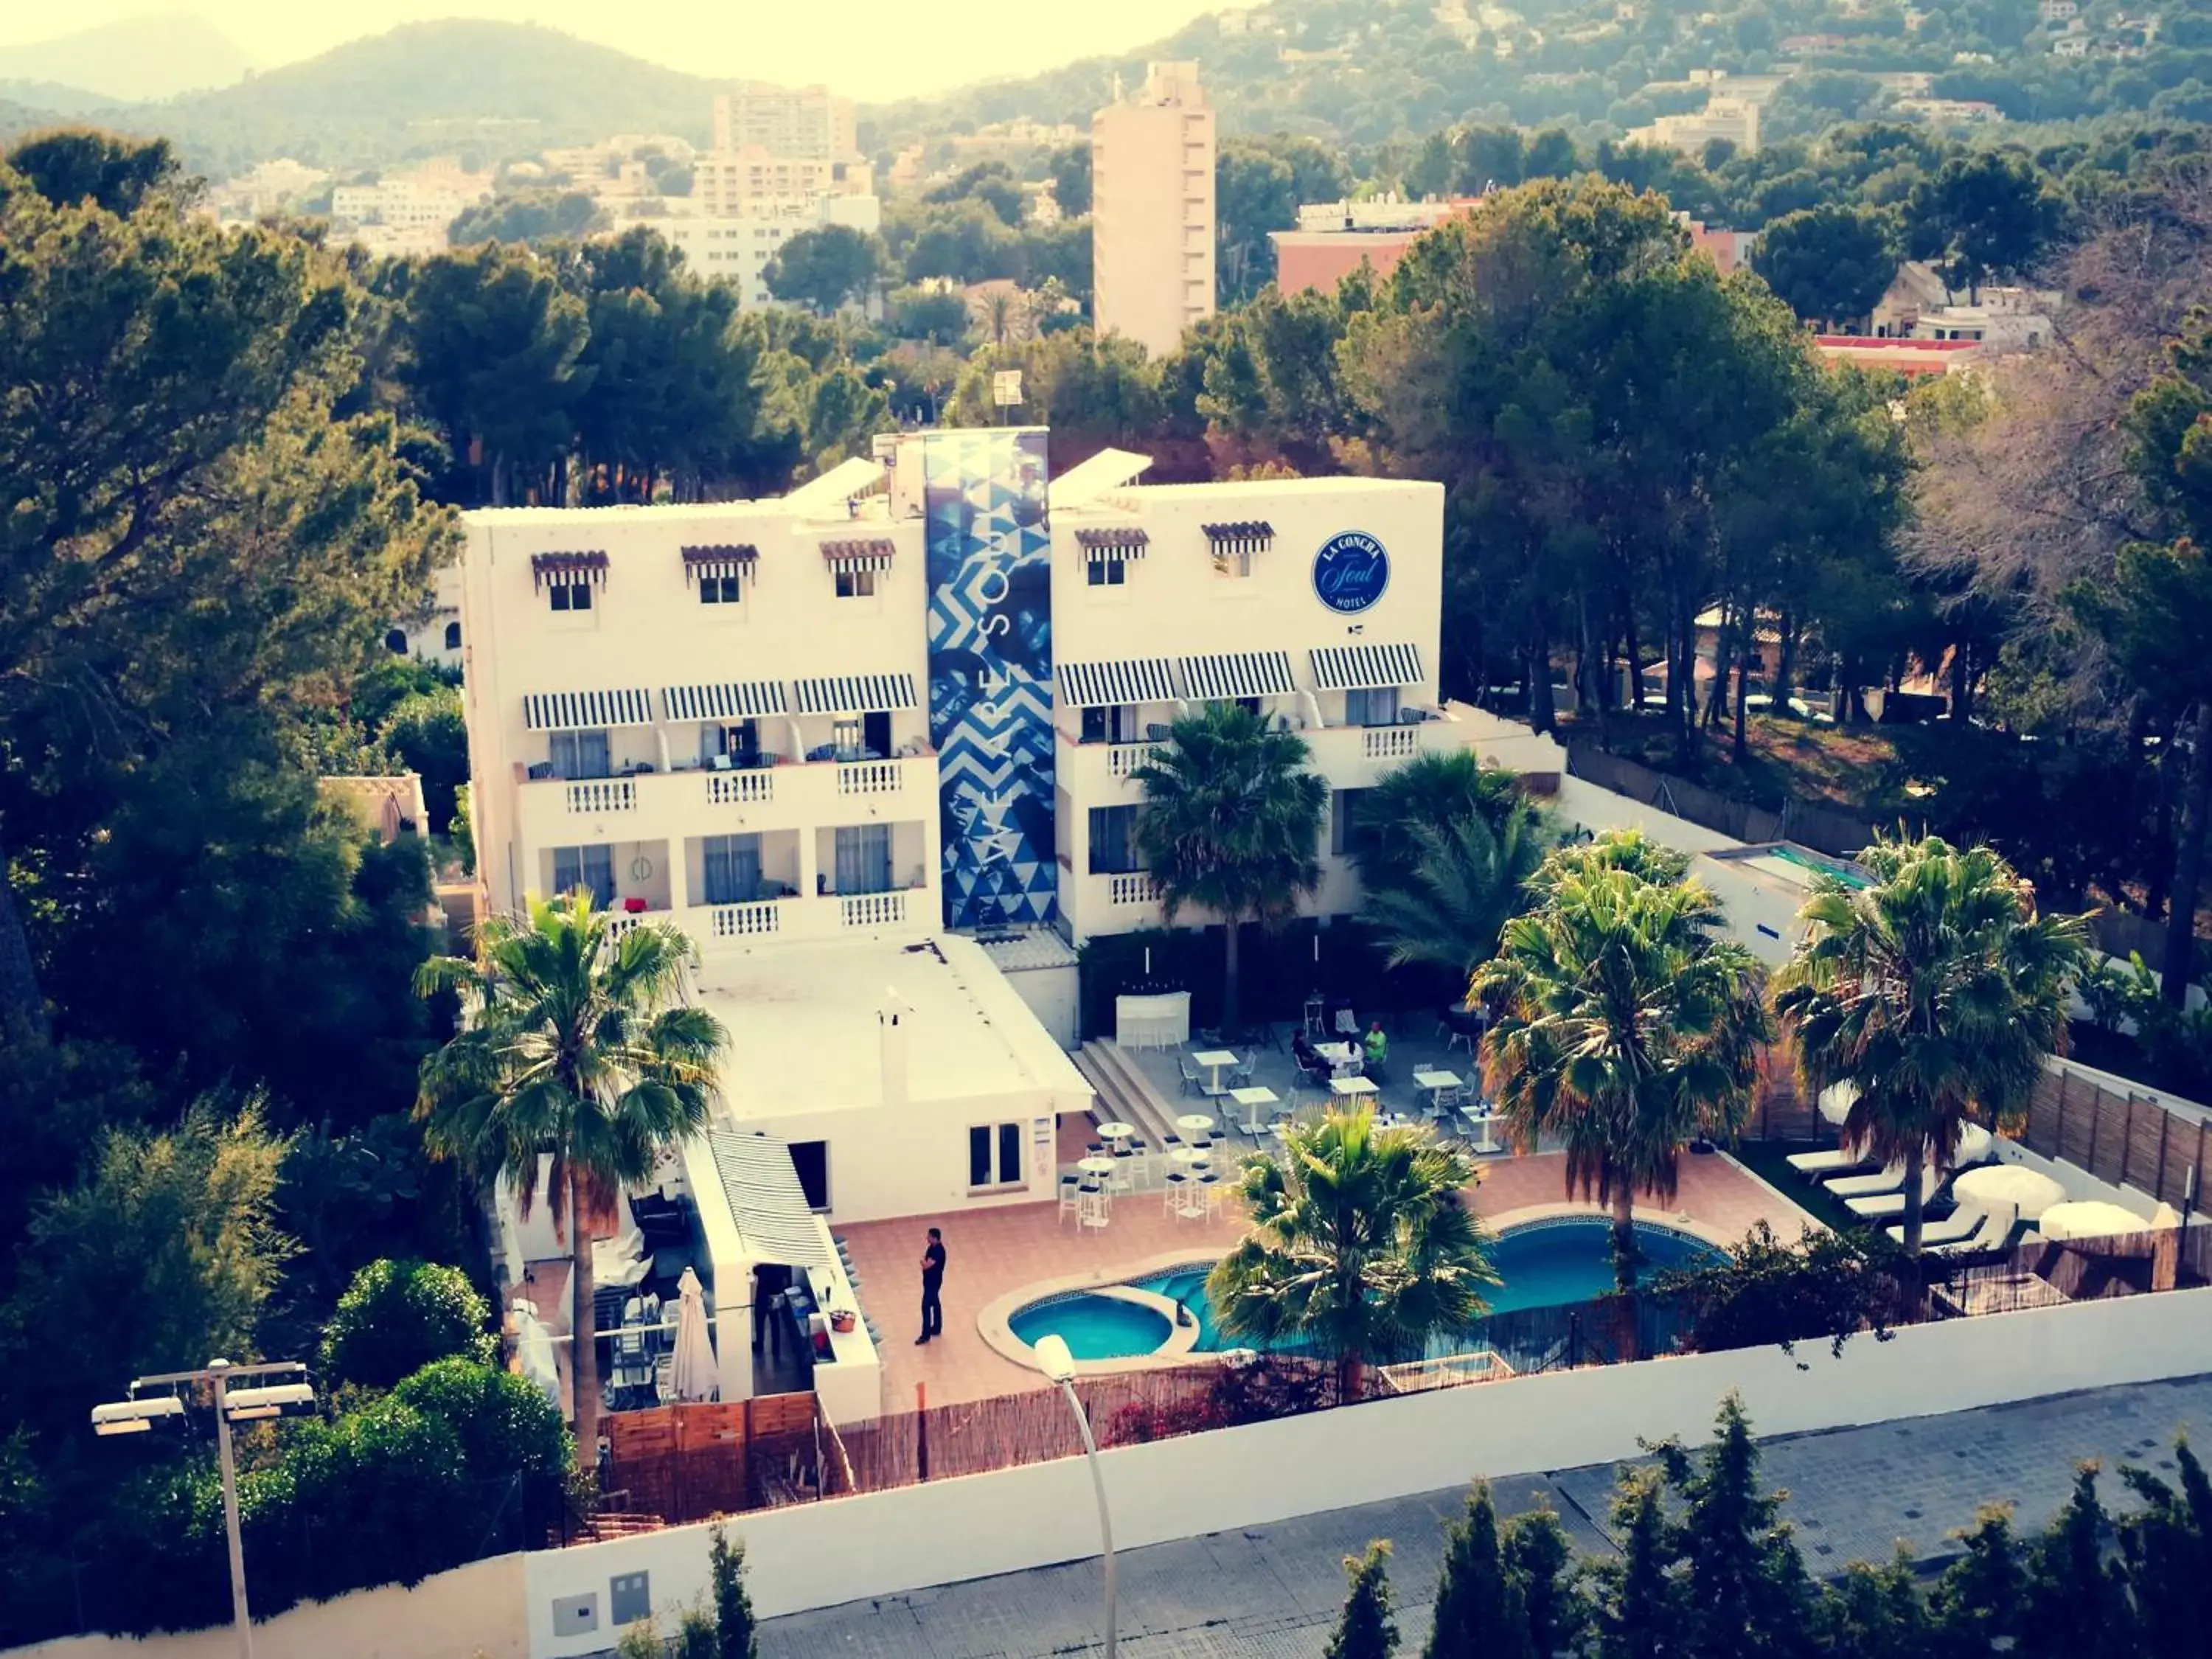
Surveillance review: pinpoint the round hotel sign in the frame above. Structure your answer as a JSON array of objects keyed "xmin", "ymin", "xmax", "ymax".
[{"xmin": 1312, "ymin": 531, "xmax": 1391, "ymax": 615}]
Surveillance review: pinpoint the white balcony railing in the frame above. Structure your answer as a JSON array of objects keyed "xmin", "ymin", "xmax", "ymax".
[
  {"xmin": 709, "ymin": 900, "xmax": 783, "ymax": 939},
  {"xmin": 1107, "ymin": 873, "xmax": 1161, "ymax": 906},
  {"xmin": 1363, "ymin": 726, "xmax": 1421, "ymax": 761},
  {"xmin": 567, "ymin": 779, "xmax": 636, "ymax": 814},
  {"xmin": 1107, "ymin": 742, "xmax": 1166, "ymax": 779},
  {"xmin": 841, "ymin": 891, "xmax": 907, "ymax": 929},
  {"xmin": 605, "ymin": 908, "xmax": 663, "ymax": 940},
  {"xmin": 706, "ymin": 771, "xmax": 774, "ymax": 806},
  {"xmin": 836, "ymin": 760, "xmax": 903, "ymax": 796}
]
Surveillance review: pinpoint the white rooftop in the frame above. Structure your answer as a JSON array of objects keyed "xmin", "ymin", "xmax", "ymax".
[{"xmin": 694, "ymin": 933, "xmax": 1087, "ymax": 1118}]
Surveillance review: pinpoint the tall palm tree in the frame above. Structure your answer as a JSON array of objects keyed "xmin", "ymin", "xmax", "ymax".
[
  {"xmin": 1361, "ymin": 804, "xmax": 1547, "ymax": 976},
  {"xmin": 1475, "ymin": 835, "xmax": 1771, "ymax": 1298},
  {"xmin": 1770, "ymin": 835, "xmax": 2090, "ymax": 1255},
  {"xmin": 414, "ymin": 891, "xmax": 728, "ymax": 1468},
  {"xmin": 1210, "ymin": 1105, "xmax": 1495, "ymax": 1395},
  {"xmin": 1352, "ymin": 750, "xmax": 1528, "ymax": 900},
  {"xmin": 1133, "ymin": 703, "xmax": 1329, "ymax": 1033}
]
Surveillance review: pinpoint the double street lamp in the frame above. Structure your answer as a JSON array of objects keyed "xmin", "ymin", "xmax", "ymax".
[
  {"xmin": 92, "ymin": 1357, "xmax": 317, "ymax": 1659},
  {"xmin": 1032, "ymin": 1334, "xmax": 1116, "ymax": 1659}
]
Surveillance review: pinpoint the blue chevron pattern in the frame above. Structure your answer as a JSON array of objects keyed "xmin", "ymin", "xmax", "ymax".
[{"xmin": 922, "ymin": 429, "xmax": 1058, "ymax": 930}]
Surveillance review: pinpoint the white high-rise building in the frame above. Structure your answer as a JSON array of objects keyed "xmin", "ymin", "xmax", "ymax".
[{"xmin": 1092, "ymin": 62, "xmax": 1217, "ymax": 358}]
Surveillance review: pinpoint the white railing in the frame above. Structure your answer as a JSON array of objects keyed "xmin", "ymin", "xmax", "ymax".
[
  {"xmin": 605, "ymin": 910, "xmax": 657, "ymax": 940},
  {"xmin": 709, "ymin": 900, "xmax": 782, "ymax": 939},
  {"xmin": 837, "ymin": 760, "xmax": 903, "ymax": 796},
  {"xmin": 706, "ymin": 771, "xmax": 774, "ymax": 806},
  {"xmin": 1363, "ymin": 726, "xmax": 1420, "ymax": 760},
  {"xmin": 841, "ymin": 891, "xmax": 908, "ymax": 929},
  {"xmin": 1107, "ymin": 742, "xmax": 1166, "ymax": 779},
  {"xmin": 566, "ymin": 779, "xmax": 636, "ymax": 814},
  {"xmin": 1107, "ymin": 873, "xmax": 1161, "ymax": 906}
]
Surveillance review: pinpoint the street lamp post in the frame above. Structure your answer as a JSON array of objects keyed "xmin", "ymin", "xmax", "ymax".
[
  {"xmin": 92, "ymin": 1358, "xmax": 316, "ymax": 1659},
  {"xmin": 1032, "ymin": 1334, "xmax": 1116, "ymax": 1659}
]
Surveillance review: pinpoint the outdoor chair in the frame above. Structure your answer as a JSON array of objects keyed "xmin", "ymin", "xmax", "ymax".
[
  {"xmin": 1888, "ymin": 1206, "xmax": 1986, "ymax": 1250},
  {"xmin": 1787, "ymin": 1146, "xmax": 1872, "ymax": 1179},
  {"xmin": 1228, "ymin": 1060, "xmax": 1256, "ymax": 1089},
  {"xmin": 1058, "ymin": 1174, "xmax": 1082, "ymax": 1225},
  {"xmin": 1845, "ymin": 1166, "xmax": 1944, "ymax": 1222},
  {"xmin": 1161, "ymin": 1172, "xmax": 1190, "ymax": 1216},
  {"xmin": 1178, "ymin": 1056, "xmax": 1202, "ymax": 1096},
  {"xmin": 1824, "ymin": 1162, "xmax": 1908, "ymax": 1200}
]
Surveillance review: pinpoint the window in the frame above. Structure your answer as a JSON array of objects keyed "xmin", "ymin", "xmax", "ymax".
[
  {"xmin": 443, "ymin": 621, "xmax": 462, "ymax": 650},
  {"xmin": 549, "ymin": 581, "xmax": 593, "ymax": 612},
  {"xmin": 1213, "ymin": 548, "xmax": 1254, "ymax": 579},
  {"xmin": 832, "ymin": 717, "xmax": 863, "ymax": 759},
  {"xmin": 788, "ymin": 1141, "xmax": 830, "ymax": 1211},
  {"xmin": 551, "ymin": 844, "xmax": 615, "ymax": 906},
  {"xmin": 1088, "ymin": 805, "xmax": 1141, "ymax": 874},
  {"xmin": 697, "ymin": 574, "xmax": 743, "ymax": 605},
  {"xmin": 832, "ymin": 824, "xmax": 893, "ymax": 894},
  {"xmin": 968, "ymin": 1122, "xmax": 1023, "ymax": 1189},
  {"xmin": 1345, "ymin": 686, "xmax": 1401, "ymax": 728},
  {"xmin": 1087, "ymin": 556, "xmax": 1125, "ymax": 587},
  {"xmin": 705, "ymin": 720, "xmax": 759, "ymax": 766},
  {"xmin": 385, "ymin": 629, "xmax": 409, "ymax": 654},
  {"xmin": 1079, "ymin": 704, "xmax": 1141, "ymax": 744},
  {"xmin": 549, "ymin": 729, "xmax": 611, "ymax": 780},
  {"xmin": 1331, "ymin": 788, "xmax": 1374, "ymax": 858},
  {"xmin": 835, "ymin": 568, "xmax": 877, "ymax": 599},
  {"xmin": 701, "ymin": 833, "xmax": 762, "ymax": 905}
]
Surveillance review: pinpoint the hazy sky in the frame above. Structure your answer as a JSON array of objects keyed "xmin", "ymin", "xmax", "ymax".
[{"xmin": 0, "ymin": 3, "xmax": 1242, "ymax": 101}]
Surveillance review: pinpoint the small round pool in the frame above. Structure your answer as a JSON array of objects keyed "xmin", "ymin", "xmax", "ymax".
[{"xmin": 1006, "ymin": 1217, "xmax": 1722, "ymax": 1364}]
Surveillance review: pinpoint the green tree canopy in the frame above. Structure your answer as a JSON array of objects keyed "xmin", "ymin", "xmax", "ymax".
[
  {"xmin": 1753, "ymin": 203, "xmax": 1898, "ymax": 330},
  {"xmin": 319, "ymin": 1257, "xmax": 496, "ymax": 1391},
  {"xmin": 763, "ymin": 223, "xmax": 886, "ymax": 314}
]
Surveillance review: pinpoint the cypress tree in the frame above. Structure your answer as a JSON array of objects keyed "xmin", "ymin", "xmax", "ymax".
[
  {"xmin": 1590, "ymin": 1467, "xmax": 1677, "ymax": 1659},
  {"xmin": 2116, "ymin": 1436, "xmax": 2212, "ymax": 1654},
  {"xmin": 709, "ymin": 1525, "xmax": 758, "ymax": 1659},
  {"xmin": 2020, "ymin": 1466, "xmax": 2135, "ymax": 1659},
  {"xmin": 1328, "ymin": 1541, "xmax": 1401, "ymax": 1659},
  {"xmin": 1424, "ymin": 1484, "xmax": 1532, "ymax": 1659},
  {"xmin": 1503, "ymin": 1506, "xmax": 1583, "ymax": 1658},
  {"xmin": 1668, "ymin": 1393, "xmax": 1813, "ymax": 1659}
]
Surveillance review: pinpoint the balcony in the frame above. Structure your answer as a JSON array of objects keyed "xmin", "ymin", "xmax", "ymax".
[
  {"xmin": 517, "ymin": 752, "xmax": 938, "ymax": 846},
  {"xmin": 682, "ymin": 888, "xmax": 925, "ymax": 951},
  {"xmin": 1105, "ymin": 872, "xmax": 1161, "ymax": 907},
  {"xmin": 565, "ymin": 779, "xmax": 637, "ymax": 814},
  {"xmin": 1106, "ymin": 741, "xmax": 1167, "ymax": 779}
]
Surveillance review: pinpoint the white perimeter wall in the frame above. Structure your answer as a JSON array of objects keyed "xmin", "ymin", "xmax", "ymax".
[{"xmin": 524, "ymin": 1287, "xmax": 2212, "ymax": 1655}]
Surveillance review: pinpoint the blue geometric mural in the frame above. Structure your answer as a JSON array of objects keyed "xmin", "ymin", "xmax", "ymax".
[{"xmin": 922, "ymin": 428, "xmax": 1057, "ymax": 930}]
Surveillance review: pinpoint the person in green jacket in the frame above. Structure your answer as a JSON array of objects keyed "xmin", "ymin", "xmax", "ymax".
[{"xmin": 1362, "ymin": 1020, "xmax": 1389, "ymax": 1084}]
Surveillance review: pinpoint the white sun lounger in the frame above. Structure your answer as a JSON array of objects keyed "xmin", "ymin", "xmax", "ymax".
[
  {"xmin": 1787, "ymin": 1146, "xmax": 1871, "ymax": 1178},
  {"xmin": 1846, "ymin": 1167, "xmax": 1943, "ymax": 1221},
  {"xmin": 1887, "ymin": 1207, "xmax": 1985, "ymax": 1249},
  {"xmin": 1823, "ymin": 1163, "xmax": 1907, "ymax": 1200}
]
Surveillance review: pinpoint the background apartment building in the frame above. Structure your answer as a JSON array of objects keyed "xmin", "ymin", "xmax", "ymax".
[
  {"xmin": 655, "ymin": 195, "xmax": 883, "ymax": 307},
  {"xmin": 1091, "ymin": 61, "xmax": 1217, "ymax": 358},
  {"xmin": 712, "ymin": 81, "xmax": 858, "ymax": 161}
]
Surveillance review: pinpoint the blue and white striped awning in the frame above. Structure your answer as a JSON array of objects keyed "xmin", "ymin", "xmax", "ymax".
[
  {"xmin": 1056, "ymin": 657, "xmax": 1178, "ymax": 708},
  {"xmin": 522, "ymin": 688, "xmax": 655, "ymax": 731},
  {"xmin": 793, "ymin": 672, "xmax": 919, "ymax": 715},
  {"xmin": 819, "ymin": 538, "xmax": 897, "ymax": 573},
  {"xmin": 1310, "ymin": 643, "xmax": 1424, "ymax": 692},
  {"xmin": 1178, "ymin": 650, "xmax": 1295, "ymax": 702},
  {"xmin": 708, "ymin": 1131, "xmax": 832, "ymax": 1267},
  {"xmin": 662, "ymin": 681, "xmax": 788, "ymax": 722}
]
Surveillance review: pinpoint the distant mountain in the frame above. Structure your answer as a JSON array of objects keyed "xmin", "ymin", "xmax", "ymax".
[
  {"xmin": 103, "ymin": 21, "xmax": 721, "ymax": 178},
  {"xmin": 0, "ymin": 79, "xmax": 127, "ymax": 116},
  {"xmin": 0, "ymin": 13, "xmax": 253, "ymax": 103}
]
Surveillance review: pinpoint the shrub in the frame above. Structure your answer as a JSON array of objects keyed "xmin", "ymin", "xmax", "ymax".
[{"xmin": 319, "ymin": 1258, "xmax": 494, "ymax": 1391}]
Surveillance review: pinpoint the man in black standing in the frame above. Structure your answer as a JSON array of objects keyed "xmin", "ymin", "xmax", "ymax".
[{"xmin": 917, "ymin": 1226, "xmax": 947, "ymax": 1344}]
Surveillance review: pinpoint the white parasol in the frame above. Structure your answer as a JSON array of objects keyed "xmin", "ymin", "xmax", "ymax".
[
  {"xmin": 1817, "ymin": 1082, "xmax": 1861, "ymax": 1126},
  {"xmin": 509, "ymin": 1297, "xmax": 560, "ymax": 1409},
  {"xmin": 2037, "ymin": 1200, "xmax": 2152, "ymax": 1242},
  {"xmin": 1950, "ymin": 1121, "xmax": 1994, "ymax": 1169},
  {"xmin": 669, "ymin": 1266, "xmax": 720, "ymax": 1403},
  {"xmin": 1951, "ymin": 1164, "xmax": 2066, "ymax": 1222}
]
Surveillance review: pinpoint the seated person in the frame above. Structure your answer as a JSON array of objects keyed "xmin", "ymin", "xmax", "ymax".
[
  {"xmin": 1291, "ymin": 1029, "xmax": 1319, "ymax": 1068},
  {"xmin": 1362, "ymin": 1021, "xmax": 1390, "ymax": 1083}
]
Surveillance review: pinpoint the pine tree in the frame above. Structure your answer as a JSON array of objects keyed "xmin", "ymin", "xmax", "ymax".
[
  {"xmin": 1503, "ymin": 1506, "xmax": 1583, "ymax": 1658},
  {"xmin": 2116, "ymin": 1436, "xmax": 2212, "ymax": 1654},
  {"xmin": 1927, "ymin": 1506, "xmax": 2027, "ymax": 1656},
  {"xmin": 710, "ymin": 1526, "xmax": 759, "ymax": 1659},
  {"xmin": 1590, "ymin": 1468, "xmax": 1677, "ymax": 1659},
  {"xmin": 1664, "ymin": 1393, "xmax": 1814, "ymax": 1659},
  {"xmin": 1328, "ymin": 1542, "xmax": 1401, "ymax": 1659},
  {"xmin": 1814, "ymin": 1548, "xmax": 1935, "ymax": 1659},
  {"xmin": 2020, "ymin": 1467, "xmax": 2136, "ymax": 1659},
  {"xmin": 1425, "ymin": 1484, "xmax": 1532, "ymax": 1659}
]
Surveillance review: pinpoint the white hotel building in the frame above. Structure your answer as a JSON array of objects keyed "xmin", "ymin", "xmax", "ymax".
[{"xmin": 459, "ymin": 429, "xmax": 1559, "ymax": 1415}]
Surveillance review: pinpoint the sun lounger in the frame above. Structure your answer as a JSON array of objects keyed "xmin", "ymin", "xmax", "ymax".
[
  {"xmin": 1823, "ymin": 1163, "xmax": 1907, "ymax": 1200},
  {"xmin": 1846, "ymin": 1168, "xmax": 1942, "ymax": 1221},
  {"xmin": 1787, "ymin": 1146, "xmax": 1871, "ymax": 1178},
  {"xmin": 1887, "ymin": 1208, "xmax": 1986, "ymax": 1249}
]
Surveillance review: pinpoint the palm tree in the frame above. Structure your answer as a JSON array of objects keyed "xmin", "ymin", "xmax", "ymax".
[
  {"xmin": 1133, "ymin": 703, "xmax": 1329, "ymax": 1033},
  {"xmin": 1770, "ymin": 835, "xmax": 2090, "ymax": 1255},
  {"xmin": 1475, "ymin": 835, "xmax": 1771, "ymax": 1298},
  {"xmin": 1353, "ymin": 750, "xmax": 1528, "ymax": 899},
  {"xmin": 1361, "ymin": 805, "xmax": 1547, "ymax": 976},
  {"xmin": 1210, "ymin": 1105, "xmax": 1496, "ymax": 1396},
  {"xmin": 414, "ymin": 891, "xmax": 728, "ymax": 1468}
]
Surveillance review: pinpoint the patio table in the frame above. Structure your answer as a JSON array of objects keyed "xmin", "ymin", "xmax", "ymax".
[
  {"xmin": 1077, "ymin": 1155, "xmax": 1116, "ymax": 1178},
  {"xmin": 1315, "ymin": 1040, "xmax": 1360, "ymax": 1076},
  {"xmin": 1329, "ymin": 1075, "xmax": 1380, "ymax": 1102},
  {"xmin": 1192, "ymin": 1049, "xmax": 1240, "ymax": 1093},
  {"xmin": 1169, "ymin": 1144, "xmax": 1212, "ymax": 1167},
  {"xmin": 1412, "ymin": 1068, "xmax": 1463, "ymax": 1113},
  {"xmin": 1229, "ymin": 1085, "xmax": 1279, "ymax": 1133},
  {"xmin": 1176, "ymin": 1112, "xmax": 1217, "ymax": 1137},
  {"xmin": 1095, "ymin": 1121, "xmax": 1137, "ymax": 1147}
]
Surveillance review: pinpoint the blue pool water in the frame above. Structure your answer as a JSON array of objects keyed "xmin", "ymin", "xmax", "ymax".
[{"xmin": 1010, "ymin": 1218, "xmax": 1722, "ymax": 1363}]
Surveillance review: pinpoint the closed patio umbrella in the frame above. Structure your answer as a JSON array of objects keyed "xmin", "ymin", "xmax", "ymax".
[
  {"xmin": 2037, "ymin": 1200, "xmax": 2150, "ymax": 1242},
  {"xmin": 1951, "ymin": 1164, "xmax": 2066, "ymax": 1223},
  {"xmin": 669, "ymin": 1266, "xmax": 718, "ymax": 1403},
  {"xmin": 1950, "ymin": 1121, "xmax": 1994, "ymax": 1169},
  {"xmin": 1817, "ymin": 1082, "xmax": 1860, "ymax": 1127},
  {"xmin": 510, "ymin": 1298, "xmax": 560, "ymax": 1410}
]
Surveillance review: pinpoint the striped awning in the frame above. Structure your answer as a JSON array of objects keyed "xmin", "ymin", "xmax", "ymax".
[
  {"xmin": 1074, "ymin": 526, "xmax": 1150, "ymax": 562},
  {"xmin": 662, "ymin": 681, "xmax": 788, "ymax": 722},
  {"xmin": 530, "ymin": 550, "xmax": 608, "ymax": 589},
  {"xmin": 1310, "ymin": 643, "xmax": 1424, "ymax": 692},
  {"xmin": 708, "ymin": 1131, "xmax": 832, "ymax": 1267},
  {"xmin": 793, "ymin": 672, "xmax": 919, "ymax": 715},
  {"xmin": 1201, "ymin": 521, "xmax": 1275, "ymax": 557},
  {"xmin": 820, "ymin": 538, "xmax": 897, "ymax": 572},
  {"xmin": 522, "ymin": 688, "xmax": 655, "ymax": 731},
  {"xmin": 1179, "ymin": 650, "xmax": 1295, "ymax": 701},
  {"xmin": 1057, "ymin": 657, "xmax": 1178, "ymax": 708},
  {"xmin": 682, "ymin": 544, "xmax": 759, "ymax": 582}
]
